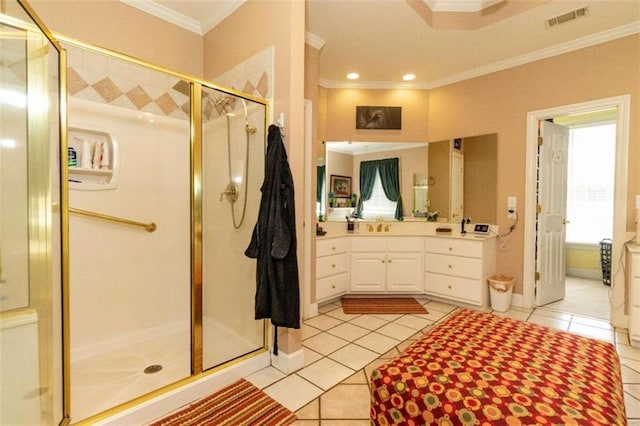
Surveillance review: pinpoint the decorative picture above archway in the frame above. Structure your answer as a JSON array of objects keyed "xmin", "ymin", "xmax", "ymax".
[{"xmin": 356, "ymin": 106, "xmax": 402, "ymax": 129}]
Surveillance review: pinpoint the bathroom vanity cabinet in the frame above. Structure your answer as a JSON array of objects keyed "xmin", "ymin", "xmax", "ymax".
[
  {"xmin": 423, "ymin": 236, "xmax": 496, "ymax": 307},
  {"xmin": 350, "ymin": 237, "xmax": 423, "ymax": 293},
  {"xmin": 316, "ymin": 232, "xmax": 496, "ymax": 308},
  {"xmin": 627, "ymin": 244, "xmax": 640, "ymax": 346},
  {"xmin": 316, "ymin": 237, "xmax": 349, "ymax": 303}
]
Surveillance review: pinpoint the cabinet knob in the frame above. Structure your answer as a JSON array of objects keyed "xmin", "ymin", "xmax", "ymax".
[
  {"xmin": 388, "ymin": 259, "xmax": 392, "ymax": 263},
  {"xmin": 382, "ymin": 259, "xmax": 386, "ymax": 263},
  {"xmin": 448, "ymin": 285, "xmax": 452, "ymax": 289},
  {"xmin": 448, "ymin": 247, "xmax": 453, "ymax": 251},
  {"xmin": 331, "ymin": 246, "xmax": 336, "ymax": 251},
  {"xmin": 331, "ymin": 264, "xmax": 336, "ymax": 268},
  {"xmin": 331, "ymin": 284, "xmax": 336, "ymax": 289}
]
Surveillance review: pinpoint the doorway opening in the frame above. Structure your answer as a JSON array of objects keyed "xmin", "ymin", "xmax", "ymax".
[
  {"xmin": 542, "ymin": 112, "xmax": 616, "ymax": 320},
  {"xmin": 523, "ymin": 95, "xmax": 631, "ymax": 328}
]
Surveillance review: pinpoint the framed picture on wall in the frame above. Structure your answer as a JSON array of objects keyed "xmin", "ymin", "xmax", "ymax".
[
  {"xmin": 330, "ymin": 175, "xmax": 352, "ymax": 198},
  {"xmin": 356, "ymin": 106, "xmax": 402, "ymax": 129}
]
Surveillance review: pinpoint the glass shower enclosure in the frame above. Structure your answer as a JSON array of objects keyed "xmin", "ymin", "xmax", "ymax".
[{"xmin": 1, "ymin": 1, "xmax": 269, "ymax": 423}]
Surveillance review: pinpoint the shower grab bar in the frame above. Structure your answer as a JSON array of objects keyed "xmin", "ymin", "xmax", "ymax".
[{"xmin": 69, "ymin": 207, "xmax": 157, "ymax": 233}]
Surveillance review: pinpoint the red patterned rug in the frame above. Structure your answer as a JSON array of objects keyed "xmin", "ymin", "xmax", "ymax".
[
  {"xmin": 149, "ymin": 379, "xmax": 296, "ymax": 426},
  {"xmin": 341, "ymin": 297, "xmax": 428, "ymax": 314}
]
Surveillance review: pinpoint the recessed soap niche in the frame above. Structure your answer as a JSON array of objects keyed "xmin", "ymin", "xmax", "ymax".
[{"xmin": 68, "ymin": 125, "xmax": 120, "ymax": 190}]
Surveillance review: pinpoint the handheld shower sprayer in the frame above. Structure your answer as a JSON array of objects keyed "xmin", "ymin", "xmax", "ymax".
[
  {"xmin": 241, "ymin": 99, "xmax": 257, "ymax": 134},
  {"xmin": 222, "ymin": 97, "xmax": 257, "ymax": 229}
]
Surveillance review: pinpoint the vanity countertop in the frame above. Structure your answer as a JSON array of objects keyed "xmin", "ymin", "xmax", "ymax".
[{"xmin": 316, "ymin": 221, "xmax": 497, "ymax": 241}]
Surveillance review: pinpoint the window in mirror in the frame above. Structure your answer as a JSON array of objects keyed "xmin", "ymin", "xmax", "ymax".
[{"xmin": 361, "ymin": 172, "xmax": 397, "ymax": 220}]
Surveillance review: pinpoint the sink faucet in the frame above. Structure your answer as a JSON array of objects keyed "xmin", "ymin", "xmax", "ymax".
[{"xmin": 461, "ymin": 217, "xmax": 471, "ymax": 234}]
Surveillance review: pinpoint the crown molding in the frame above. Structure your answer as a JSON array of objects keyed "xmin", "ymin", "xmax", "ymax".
[
  {"xmin": 121, "ymin": 0, "xmax": 201, "ymax": 33},
  {"xmin": 425, "ymin": 0, "xmax": 504, "ymax": 13},
  {"xmin": 319, "ymin": 78, "xmax": 432, "ymax": 90},
  {"xmin": 319, "ymin": 21, "xmax": 640, "ymax": 90},
  {"xmin": 305, "ymin": 31, "xmax": 326, "ymax": 50},
  {"xmin": 200, "ymin": 2, "xmax": 246, "ymax": 35}
]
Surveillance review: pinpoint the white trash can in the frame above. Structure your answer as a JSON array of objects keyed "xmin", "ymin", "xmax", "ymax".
[{"xmin": 488, "ymin": 274, "xmax": 514, "ymax": 312}]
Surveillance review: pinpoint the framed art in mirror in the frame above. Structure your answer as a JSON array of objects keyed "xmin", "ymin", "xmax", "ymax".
[{"xmin": 330, "ymin": 174, "xmax": 351, "ymax": 198}]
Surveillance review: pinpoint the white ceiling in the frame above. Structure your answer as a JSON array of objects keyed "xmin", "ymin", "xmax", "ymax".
[{"xmin": 124, "ymin": 0, "xmax": 640, "ymax": 89}]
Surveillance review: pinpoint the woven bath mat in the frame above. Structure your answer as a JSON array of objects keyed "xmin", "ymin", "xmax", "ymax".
[
  {"xmin": 149, "ymin": 378, "xmax": 296, "ymax": 426},
  {"xmin": 341, "ymin": 297, "xmax": 428, "ymax": 314}
]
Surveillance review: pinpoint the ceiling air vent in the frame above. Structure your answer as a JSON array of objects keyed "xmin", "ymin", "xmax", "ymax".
[{"xmin": 545, "ymin": 6, "xmax": 589, "ymax": 29}]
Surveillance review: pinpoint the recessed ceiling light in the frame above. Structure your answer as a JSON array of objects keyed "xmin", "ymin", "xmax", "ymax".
[
  {"xmin": 347, "ymin": 72, "xmax": 360, "ymax": 80},
  {"xmin": 403, "ymin": 74, "xmax": 416, "ymax": 81}
]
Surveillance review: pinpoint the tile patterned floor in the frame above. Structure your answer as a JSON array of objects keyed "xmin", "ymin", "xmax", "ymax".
[{"xmin": 245, "ymin": 297, "xmax": 640, "ymax": 425}]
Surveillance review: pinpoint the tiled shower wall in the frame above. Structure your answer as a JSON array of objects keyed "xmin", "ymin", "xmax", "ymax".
[{"xmin": 65, "ymin": 44, "xmax": 273, "ymax": 121}]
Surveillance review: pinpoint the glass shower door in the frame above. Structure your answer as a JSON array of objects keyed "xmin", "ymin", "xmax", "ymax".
[
  {"xmin": 0, "ymin": 8, "xmax": 63, "ymax": 425},
  {"xmin": 201, "ymin": 86, "xmax": 267, "ymax": 370}
]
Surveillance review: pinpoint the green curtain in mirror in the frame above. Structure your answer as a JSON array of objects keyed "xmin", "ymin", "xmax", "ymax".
[
  {"xmin": 378, "ymin": 158, "xmax": 403, "ymax": 221},
  {"xmin": 356, "ymin": 160, "xmax": 377, "ymax": 217},
  {"xmin": 316, "ymin": 165, "xmax": 325, "ymax": 213}
]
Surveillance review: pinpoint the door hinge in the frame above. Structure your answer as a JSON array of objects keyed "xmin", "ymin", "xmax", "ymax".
[
  {"xmin": 535, "ymin": 271, "xmax": 540, "ymax": 281},
  {"xmin": 538, "ymin": 136, "xmax": 543, "ymax": 146},
  {"xmin": 536, "ymin": 204, "xmax": 542, "ymax": 214}
]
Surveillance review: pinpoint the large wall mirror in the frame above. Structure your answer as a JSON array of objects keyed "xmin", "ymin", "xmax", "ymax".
[{"xmin": 318, "ymin": 134, "xmax": 497, "ymax": 224}]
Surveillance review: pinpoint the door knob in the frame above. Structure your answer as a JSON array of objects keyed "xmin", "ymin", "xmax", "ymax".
[{"xmin": 562, "ymin": 218, "xmax": 570, "ymax": 225}]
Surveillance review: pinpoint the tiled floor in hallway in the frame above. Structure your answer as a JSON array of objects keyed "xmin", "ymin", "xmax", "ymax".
[{"xmin": 245, "ymin": 297, "xmax": 640, "ymax": 424}]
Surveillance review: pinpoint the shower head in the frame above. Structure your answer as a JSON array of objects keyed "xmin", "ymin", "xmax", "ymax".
[{"xmin": 214, "ymin": 96, "xmax": 235, "ymax": 114}]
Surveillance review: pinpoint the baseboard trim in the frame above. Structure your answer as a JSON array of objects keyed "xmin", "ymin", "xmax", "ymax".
[{"xmin": 271, "ymin": 348, "xmax": 305, "ymax": 375}]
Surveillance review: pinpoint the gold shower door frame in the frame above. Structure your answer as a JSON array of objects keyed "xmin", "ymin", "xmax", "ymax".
[{"xmin": 0, "ymin": 1, "xmax": 65, "ymax": 424}]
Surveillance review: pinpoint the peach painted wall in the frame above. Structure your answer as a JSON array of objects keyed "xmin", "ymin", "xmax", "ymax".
[
  {"xmin": 324, "ymin": 89, "xmax": 430, "ymax": 142},
  {"xmin": 320, "ymin": 34, "xmax": 640, "ymax": 295},
  {"xmin": 427, "ymin": 34, "xmax": 639, "ymax": 294},
  {"xmin": 27, "ymin": 0, "xmax": 203, "ymax": 77}
]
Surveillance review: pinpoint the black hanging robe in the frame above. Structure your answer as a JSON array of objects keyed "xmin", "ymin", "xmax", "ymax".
[{"xmin": 245, "ymin": 125, "xmax": 300, "ymax": 354}]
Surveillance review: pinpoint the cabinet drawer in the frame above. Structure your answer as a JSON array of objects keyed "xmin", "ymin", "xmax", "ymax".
[
  {"xmin": 317, "ymin": 272, "xmax": 348, "ymax": 301},
  {"xmin": 424, "ymin": 253, "xmax": 482, "ymax": 279},
  {"xmin": 424, "ymin": 237, "xmax": 482, "ymax": 258},
  {"xmin": 317, "ymin": 253, "xmax": 349, "ymax": 278},
  {"xmin": 387, "ymin": 237, "xmax": 423, "ymax": 252},
  {"xmin": 350, "ymin": 236, "xmax": 387, "ymax": 252},
  {"xmin": 425, "ymin": 272, "xmax": 483, "ymax": 305},
  {"xmin": 317, "ymin": 237, "xmax": 348, "ymax": 257}
]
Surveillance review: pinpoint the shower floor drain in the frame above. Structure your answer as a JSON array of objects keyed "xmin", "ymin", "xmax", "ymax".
[{"xmin": 144, "ymin": 364, "xmax": 163, "ymax": 374}]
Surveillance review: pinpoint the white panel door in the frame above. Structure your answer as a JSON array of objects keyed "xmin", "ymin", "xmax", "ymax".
[
  {"xmin": 536, "ymin": 121, "xmax": 569, "ymax": 306},
  {"xmin": 450, "ymin": 151, "xmax": 464, "ymax": 222}
]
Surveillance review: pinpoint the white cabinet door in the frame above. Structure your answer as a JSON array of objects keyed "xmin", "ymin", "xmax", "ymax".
[
  {"xmin": 387, "ymin": 253, "xmax": 422, "ymax": 292},
  {"xmin": 350, "ymin": 253, "xmax": 386, "ymax": 291}
]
